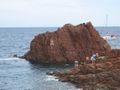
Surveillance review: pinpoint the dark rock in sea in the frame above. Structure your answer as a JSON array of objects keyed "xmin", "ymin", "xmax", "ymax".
[
  {"xmin": 13, "ymin": 54, "xmax": 18, "ymax": 57},
  {"xmin": 24, "ymin": 22, "xmax": 111, "ymax": 64},
  {"xmin": 46, "ymin": 71, "xmax": 54, "ymax": 75},
  {"xmin": 13, "ymin": 54, "xmax": 25, "ymax": 59}
]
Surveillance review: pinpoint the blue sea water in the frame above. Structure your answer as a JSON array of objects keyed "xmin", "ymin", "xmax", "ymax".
[
  {"xmin": 97, "ymin": 27, "xmax": 120, "ymax": 49},
  {"xmin": 0, "ymin": 27, "xmax": 120, "ymax": 90}
]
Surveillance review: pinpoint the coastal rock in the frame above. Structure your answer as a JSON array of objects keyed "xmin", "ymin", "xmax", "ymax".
[
  {"xmin": 24, "ymin": 22, "xmax": 111, "ymax": 64},
  {"xmin": 23, "ymin": 21, "xmax": 120, "ymax": 89},
  {"xmin": 53, "ymin": 57, "xmax": 120, "ymax": 89},
  {"xmin": 109, "ymin": 49, "xmax": 120, "ymax": 57}
]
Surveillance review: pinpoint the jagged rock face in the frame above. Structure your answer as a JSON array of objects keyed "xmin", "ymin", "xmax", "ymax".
[{"xmin": 24, "ymin": 22, "xmax": 111, "ymax": 64}]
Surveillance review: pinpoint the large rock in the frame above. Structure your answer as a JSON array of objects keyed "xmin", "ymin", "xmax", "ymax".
[{"xmin": 24, "ymin": 22, "xmax": 111, "ymax": 64}]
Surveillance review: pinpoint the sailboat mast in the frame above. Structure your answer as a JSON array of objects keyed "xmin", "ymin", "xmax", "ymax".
[{"xmin": 106, "ymin": 14, "xmax": 108, "ymax": 27}]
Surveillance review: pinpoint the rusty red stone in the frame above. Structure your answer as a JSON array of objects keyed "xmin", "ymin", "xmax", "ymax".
[{"xmin": 24, "ymin": 22, "xmax": 112, "ymax": 64}]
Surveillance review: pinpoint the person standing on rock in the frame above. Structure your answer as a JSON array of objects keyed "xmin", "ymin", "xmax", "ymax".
[{"xmin": 90, "ymin": 53, "xmax": 97, "ymax": 64}]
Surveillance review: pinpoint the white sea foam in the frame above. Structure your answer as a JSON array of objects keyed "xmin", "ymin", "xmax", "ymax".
[
  {"xmin": 77, "ymin": 88, "xmax": 83, "ymax": 90},
  {"xmin": 67, "ymin": 88, "xmax": 83, "ymax": 90},
  {"xmin": 0, "ymin": 57, "xmax": 23, "ymax": 61},
  {"xmin": 45, "ymin": 75, "xmax": 59, "ymax": 81}
]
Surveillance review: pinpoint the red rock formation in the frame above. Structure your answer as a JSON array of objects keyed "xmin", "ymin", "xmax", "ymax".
[
  {"xmin": 24, "ymin": 22, "xmax": 111, "ymax": 64},
  {"xmin": 109, "ymin": 49, "xmax": 120, "ymax": 57},
  {"xmin": 53, "ymin": 57, "xmax": 120, "ymax": 89}
]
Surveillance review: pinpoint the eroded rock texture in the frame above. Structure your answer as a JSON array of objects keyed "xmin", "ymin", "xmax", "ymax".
[
  {"xmin": 53, "ymin": 57, "xmax": 120, "ymax": 90},
  {"xmin": 24, "ymin": 22, "xmax": 111, "ymax": 64}
]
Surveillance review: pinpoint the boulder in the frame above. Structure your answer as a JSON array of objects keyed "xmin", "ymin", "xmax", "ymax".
[{"xmin": 24, "ymin": 22, "xmax": 111, "ymax": 64}]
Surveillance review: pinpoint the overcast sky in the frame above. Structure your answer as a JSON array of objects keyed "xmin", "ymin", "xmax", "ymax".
[{"xmin": 0, "ymin": 0, "xmax": 119, "ymax": 27}]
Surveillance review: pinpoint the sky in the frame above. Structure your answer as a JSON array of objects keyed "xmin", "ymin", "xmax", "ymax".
[{"xmin": 0, "ymin": 0, "xmax": 119, "ymax": 27}]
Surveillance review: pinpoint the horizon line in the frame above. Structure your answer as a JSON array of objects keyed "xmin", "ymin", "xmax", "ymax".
[{"xmin": 0, "ymin": 25, "xmax": 120, "ymax": 28}]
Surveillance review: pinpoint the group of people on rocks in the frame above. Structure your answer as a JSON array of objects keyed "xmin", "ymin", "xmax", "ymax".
[{"xmin": 74, "ymin": 53, "xmax": 99, "ymax": 68}]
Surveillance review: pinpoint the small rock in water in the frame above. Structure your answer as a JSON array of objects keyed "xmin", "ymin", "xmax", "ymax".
[
  {"xmin": 13, "ymin": 54, "xmax": 17, "ymax": 57},
  {"xmin": 46, "ymin": 71, "xmax": 54, "ymax": 75}
]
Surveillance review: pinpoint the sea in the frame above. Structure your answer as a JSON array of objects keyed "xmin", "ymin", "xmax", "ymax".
[{"xmin": 0, "ymin": 27, "xmax": 120, "ymax": 90}]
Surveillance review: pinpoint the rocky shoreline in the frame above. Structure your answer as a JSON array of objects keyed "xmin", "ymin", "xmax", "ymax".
[
  {"xmin": 23, "ymin": 22, "xmax": 120, "ymax": 90},
  {"xmin": 49, "ymin": 56, "xmax": 120, "ymax": 90}
]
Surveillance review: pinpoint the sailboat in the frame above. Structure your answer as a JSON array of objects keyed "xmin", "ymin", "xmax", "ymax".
[
  {"xmin": 103, "ymin": 35, "xmax": 118, "ymax": 40},
  {"xmin": 102, "ymin": 15, "xmax": 118, "ymax": 40}
]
